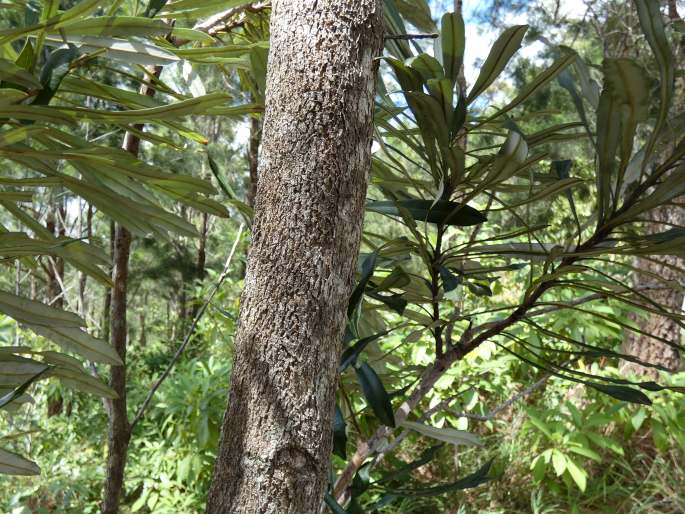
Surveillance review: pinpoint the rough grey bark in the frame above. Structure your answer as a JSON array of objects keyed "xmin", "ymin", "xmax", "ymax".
[
  {"xmin": 205, "ymin": 1, "xmax": 383, "ymax": 512},
  {"xmin": 246, "ymin": 95, "xmax": 261, "ymax": 209},
  {"xmin": 621, "ymin": 0, "xmax": 684, "ymax": 376}
]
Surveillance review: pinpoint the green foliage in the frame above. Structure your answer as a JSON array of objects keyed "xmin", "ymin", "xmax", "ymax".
[
  {"xmin": 0, "ymin": 0, "xmax": 684, "ymax": 512},
  {"xmin": 331, "ymin": 0, "xmax": 685, "ymax": 510}
]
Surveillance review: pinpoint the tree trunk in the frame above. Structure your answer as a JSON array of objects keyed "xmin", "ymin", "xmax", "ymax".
[
  {"xmin": 79, "ymin": 203, "xmax": 93, "ymax": 318},
  {"xmin": 205, "ymin": 1, "xmax": 383, "ymax": 512},
  {"xmin": 621, "ymin": 0, "xmax": 684, "ymax": 376},
  {"xmin": 46, "ymin": 202, "xmax": 66, "ymax": 417},
  {"xmin": 102, "ymin": 222, "xmax": 132, "ymax": 514},
  {"xmin": 621, "ymin": 207, "xmax": 684, "ymax": 376},
  {"xmin": 102, "ymin": 220, "xmax": 115, "ymax": 342},
  {"xmin": 191, "ymin": 212, "xmax": 209, "ymax": 320},
  {"xmin": 102, "ymin": 67, "xmax": 162, "ymax": 514}
]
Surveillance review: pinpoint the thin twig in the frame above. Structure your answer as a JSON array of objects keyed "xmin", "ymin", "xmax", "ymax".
[
  {"xmin": 195, "ymin": 1, "xmax": 270, "ymax": 36},
  {"xmin": 129, "ymin": 223, "xmax": 245, "ymax": 430},
  {"xmin": 452, "ymin": 373, "xmax": 552, "ymax": 421},
  {"xmin": 384, "ymin": 33, "xmax": 439, "ymax": 40}
]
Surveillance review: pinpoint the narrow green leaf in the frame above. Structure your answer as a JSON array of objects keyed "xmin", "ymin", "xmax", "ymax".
[
  {"xmin": 439, "ymin": 265, "xmax": 460, "ymax": 292},
  {"xmin": 51, "ymin": 16, "xmax": 172, "ymax": 38},
  {"xmin": 0, "ymin": 364, "xmax": 49, "ymax": 409},
  {"xmin": 482, "ymin": 52, "xmax": 576, "ymax": 123},
  {"xmin": 591, "ymin": 384, "xmax": 652, "ymax": 405},
  {"xmin": 324, "ymin": 492, "xmax": 348, "ymax": 514},
  {"xmin": 356, "ymin": 362, "xmax": 395, "ymax": 427},
  {"xmin": 596, "ymin": 89, "xmax": 620, "ymax": 223},
  {"xmin": 565, "ymin": 457, "xmax": 587, "ymax": 491},
  {"xmin": 144, "ymin": 0, "xmax": 169, "ymax": 17},
  {"xmin": 388, "ymin": 459, "xmax": 493, "ymax": 496},
  {"xmin": 400, "ymin": 420, "xmax": 482, "ymax": 446},
  {"xmin": 0, "ymin": 290, "xmax": 84, "ymax": 328},
  {"xmin": 348, "ymin": 251, "xmax": 378, "ymax": 318},
  {"xmin": 440, "ymin": 11, "xmax": 465, "ymax": 84},
  {"xmin": 0, "ymin": 448, "xmax": 40, "ymax": 476},
  {"xmin": 333, "ymin": 404, "xmax": 347, "ymax": 459},
  {"xmin": 634, "ymin": 0, "xmax": 674, "ymax": 158},
  {"xmin": 367, "ymin": 199, "xmax": 486, "ymax": 226},
  {"xmin": 33, "ymin": 46, "xmax": 79, "ymax": 105},
  {"xmin": 340, "ymin": 331, "xmax": 389, "ymax": 371},
  {"xmin": 467, "ymin": 25, "xmax": 527, "ymax": 103},
  {"xmin": 395, "ymin": 0, "xmax": 436, "ymax": 33},
  {"xmin": 377, "ymin": 444, "xmax": 443, "ymax": 484},
  {"xmin": 408, "ymin": 54, "xmax": 444, "ymax": 83},
  {"xmin": 0, "ymin": 57, "xmax": 41, "ymax": 89}
]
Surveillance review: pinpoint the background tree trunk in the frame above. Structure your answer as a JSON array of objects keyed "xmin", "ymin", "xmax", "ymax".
[
  {"xmin": 101, "ymin": 66, "xmax": 162, "ymax": 514},
  {"xmin": 621, "ymin": 0, "xmax": 684, "ymax": 376},
  {"xmin": 102, "ymin": 222, "xmax": 132, "ymax": 514},
  {"xmin": 46, "ymin": 201, "xmax": 66, "ymax": 417},
  {"xmin": 205, "ymin": 1, "xmax": 383, "ymax": 512}
]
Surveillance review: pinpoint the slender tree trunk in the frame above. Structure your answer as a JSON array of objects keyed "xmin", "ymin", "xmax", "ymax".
[
  {"xmin": 102, "ymin": 221, "xmax": 114, "ymax": 342},
  {"xmin": 46, "ymin": 201, "xmax": 66, "ymax": 417},
  {"xmin": 191, "ymin": 212, "xmax": 209, "ymax": 320},
  {"xmin": 197, "ymin": 212, "xmax": 208, "ymax": 282},
  {"xmin": 621, "ymin": 0, "xmax": 684, "ymax": 376},
  {"xmin": 45, "ymin": 202, "xmax": 66, "ymax": 309},
  {"xmin": 102, "ymin": 222, "xmax": 132, "ymax": 514},
  {"xmin": 102, "ymin": 67, "xmax": 162, "ymax": 514},
  {"xmin": 79, "ymin": 203, "xmax": 93, "ymax": 318},
  {"xmin": 205, "ymin": 1, "xmax": 383, "ymax": 512}
]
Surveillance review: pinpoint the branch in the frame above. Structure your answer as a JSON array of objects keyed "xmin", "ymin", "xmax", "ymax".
[
  {"xmin": 330, "ymin": 187, "xmax": 666, "ymax": 500},
  {"xmin": 129, "ymin": 223, "xmax": 244, "ymax": 431},
  {"xmin": 194, "ymin": 1, "xmax": 270, "ymax": 36},
  {"xmin": 384, "ymin": 33, "xmax": 438, "ymax": 40}
]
